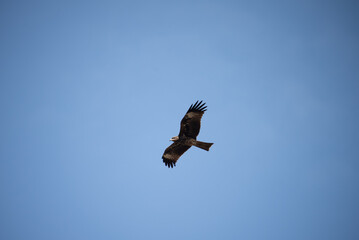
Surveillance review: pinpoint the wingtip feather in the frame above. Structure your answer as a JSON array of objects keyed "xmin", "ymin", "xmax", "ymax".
[
  {"xmin": 163, "ymin": 157, "xmax": 176, "ymax": 168},
  {"xmin": 187, "ymin": 100, "xmax": 208, "ymax": 113}
]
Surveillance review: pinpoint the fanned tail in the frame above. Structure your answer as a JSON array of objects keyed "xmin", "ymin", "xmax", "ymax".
[{"xmin": 193, "ymin": 141, "xmax": 213, "ymax": 151}]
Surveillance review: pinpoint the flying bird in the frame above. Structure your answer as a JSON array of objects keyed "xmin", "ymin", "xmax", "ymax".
[{"xmin": 162, "ymin": 100, "xmax": 214, "ymax": 168}]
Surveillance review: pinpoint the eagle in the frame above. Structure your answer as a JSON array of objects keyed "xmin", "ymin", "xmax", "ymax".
[{"xmin": 162, "ymin": 100, "xmax": 214, "ymax": 168}]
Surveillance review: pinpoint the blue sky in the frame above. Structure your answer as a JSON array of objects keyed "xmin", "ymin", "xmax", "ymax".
[{"xmin": 1, "ymin": 0, "xmax": 358, "ymax": 239}]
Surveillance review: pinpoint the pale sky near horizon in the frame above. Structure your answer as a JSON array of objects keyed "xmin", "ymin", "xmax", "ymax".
[{"xmin": 1, "ymin": 1, "xmax": 359, "ymax": 239}]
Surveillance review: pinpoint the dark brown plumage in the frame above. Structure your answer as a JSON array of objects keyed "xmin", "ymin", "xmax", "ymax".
[{"xmin": 162, "ymin": 101, "xmax": 213, "ymax": 168}]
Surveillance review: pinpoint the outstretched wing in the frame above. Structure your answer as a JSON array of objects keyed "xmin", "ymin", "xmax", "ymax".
[
  {"xmin": 162, "ymin": 141, "xmax": 191, "ymax": 168},
  {"xmin": 179, "ymin": 100, "xmax": 207, "ymax": 139}
]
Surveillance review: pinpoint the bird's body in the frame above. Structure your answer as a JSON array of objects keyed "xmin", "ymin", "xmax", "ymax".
[{"xmin": 162, "ymin": 101, "xmax": 213, "ymax": 168}]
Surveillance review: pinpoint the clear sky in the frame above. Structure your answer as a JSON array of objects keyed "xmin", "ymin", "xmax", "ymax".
[{"xmin": 1, "ymin": 0, "xmax": 358, "ymax": 239}]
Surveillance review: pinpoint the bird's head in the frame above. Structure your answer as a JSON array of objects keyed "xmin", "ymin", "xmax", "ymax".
[{"xmin": 170, "ymin": 136, "xmax": 179, "ymax": 142}]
